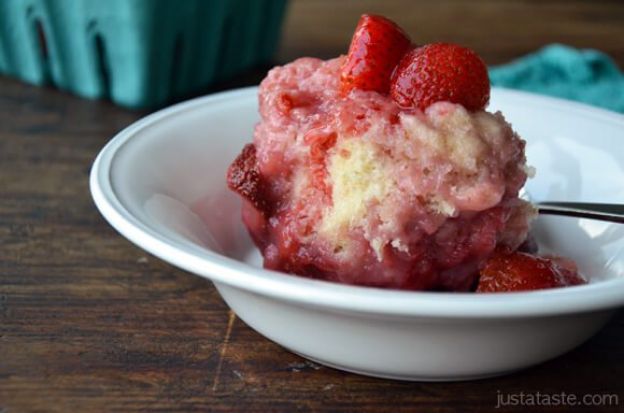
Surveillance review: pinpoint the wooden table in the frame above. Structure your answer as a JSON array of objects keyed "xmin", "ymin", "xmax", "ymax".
[{"xmin": 2, "ymin": 1, "xmax": 624, "ymax": 412}]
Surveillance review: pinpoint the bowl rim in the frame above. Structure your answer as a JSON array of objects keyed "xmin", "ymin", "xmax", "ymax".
[{"xmin": 90, "ymin": 86, "xmax": 624, "ymax": 319}]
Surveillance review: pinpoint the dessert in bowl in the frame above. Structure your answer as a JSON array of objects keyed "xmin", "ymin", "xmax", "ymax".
[
  {"xmin": 90, "ymin": 16, "xmax": 624, "ymax": 380},
  {"xmin": 227, "ymin": 15, "xmax": 584, "ymax": 293},
  {"xmin": 235, "ymin": 56, "xmax": 532, "ymax": 291}
]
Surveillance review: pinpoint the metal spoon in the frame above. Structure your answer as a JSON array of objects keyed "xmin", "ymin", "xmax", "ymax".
[
  {"xmin": 519, "ymin": 188, "xmax": 624, "ymax": 223},
  {"xmin": 536, "ymin": 202, "xmax": 624, "ymax": 223}
]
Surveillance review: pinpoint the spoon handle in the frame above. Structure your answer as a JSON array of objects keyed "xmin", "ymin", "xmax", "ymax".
[{"xmin": 537, "ymin": 202, "xmax": 624, "ymax": 224}]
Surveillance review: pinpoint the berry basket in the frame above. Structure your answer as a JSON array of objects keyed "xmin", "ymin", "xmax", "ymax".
[{"xmin": 0, "ymin": 0, "xmax": 287, "ymax": 108}]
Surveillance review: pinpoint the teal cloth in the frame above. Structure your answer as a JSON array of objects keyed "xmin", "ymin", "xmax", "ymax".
[{"xmin": 489, "ymin": 44, "xmax": 624, "ymax": 113}]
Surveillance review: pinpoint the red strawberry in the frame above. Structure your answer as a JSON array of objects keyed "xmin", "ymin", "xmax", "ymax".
[
  {"xmin": 227, "ymin": 144, "xmax": 272, "ymax": 214},
  {"xmin": 341, "ymin": 14, "xmax": 412, "ymax": 95},
  {"xmin": 390, "ymin": 43, "xmax": 490, "ymax": 111},
  {"xmin": 477, "ymin": 249, "xmax": 585, "ymax": 293}
]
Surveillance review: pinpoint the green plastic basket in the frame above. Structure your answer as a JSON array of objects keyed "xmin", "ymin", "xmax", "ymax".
[{"xmin": 0, "ymin": 0, "xmax": 287, "ymax": 108}]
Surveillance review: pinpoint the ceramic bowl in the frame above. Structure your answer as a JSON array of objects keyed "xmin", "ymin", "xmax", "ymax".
[{"xmin": 90, "ymin": 87, "xmax": 624, "ymax": 381}]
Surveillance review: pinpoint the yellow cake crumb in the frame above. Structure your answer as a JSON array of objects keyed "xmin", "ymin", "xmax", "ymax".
[{"xmin": 320, "ymin": 138, "xmax": 394, "ymax": 242}]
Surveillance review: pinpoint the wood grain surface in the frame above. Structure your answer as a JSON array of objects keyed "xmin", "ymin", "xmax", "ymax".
[{"xmin": 1, "ymin": 1, "xmax": 624, "ymax": 412}]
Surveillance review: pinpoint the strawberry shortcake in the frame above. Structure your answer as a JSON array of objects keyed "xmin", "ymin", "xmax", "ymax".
[{"xmin": 227, "ymin": 15, "xmax": 584, "ymax": 292}]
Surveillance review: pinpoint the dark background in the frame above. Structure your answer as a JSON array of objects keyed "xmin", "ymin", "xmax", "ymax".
[{"xmin": 278, "ymin": 0, "xmax": 624, "ymax": 66}]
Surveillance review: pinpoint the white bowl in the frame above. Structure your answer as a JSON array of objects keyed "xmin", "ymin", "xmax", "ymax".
[{"xmin": 90, "ymin": 87, "xmax": 624, "ymax": 381}]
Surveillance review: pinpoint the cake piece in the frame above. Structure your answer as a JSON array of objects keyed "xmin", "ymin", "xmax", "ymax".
[{"xmin": 227, "ymin": 14, "xmax": 571, "ymax": 291}]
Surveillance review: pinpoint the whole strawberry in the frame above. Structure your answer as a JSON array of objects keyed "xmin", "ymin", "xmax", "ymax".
[
  {"xmin": 341, "ymin": 14, "xmax": 412, "ymax": 95},
  {"xmin": 390, "ymin": 43, "xmax": 490, "ymax": 111},
  {"xmin": 477, "ymin": 249, "xmax": 585, "ymax": 293}
]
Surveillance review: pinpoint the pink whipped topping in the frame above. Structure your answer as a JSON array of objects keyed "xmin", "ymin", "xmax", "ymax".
[{"xmin": 240, "ymin": 56, "xmax": 533, "ymax": 290}]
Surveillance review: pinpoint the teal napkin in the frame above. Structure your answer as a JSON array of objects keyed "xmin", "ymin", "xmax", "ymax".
[{"xmin": 489, "ymin": 44, "xmax": 624, "ymax": 113}]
